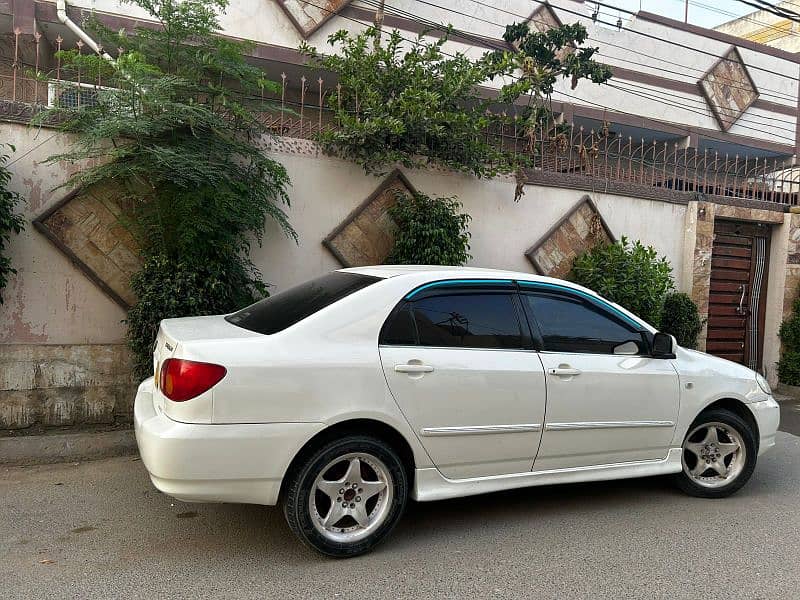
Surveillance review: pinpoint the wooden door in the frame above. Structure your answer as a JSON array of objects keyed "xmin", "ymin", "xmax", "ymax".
[{"xmin": 706, "ymin": 220, "xmax": 770, "ymax": 370}]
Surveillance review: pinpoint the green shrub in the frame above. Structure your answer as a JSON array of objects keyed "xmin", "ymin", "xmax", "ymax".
[
  {"xmin": 659, "ymin": 292, "xmax": 702, "ymax": 349},
  {"xmin": 387, "ymin": 191, "xmax": 471, "ymax": 266},
  {"xmin": 778, "ymin": 298, "xmax": 800, "ymax": 385},
  {"xmin": 570, "ymin": 236, "xmax": 674, "ymax": 325},
  {"xmin": 0, "ymin": 144, "xmax": 25, "ymax": 304}
]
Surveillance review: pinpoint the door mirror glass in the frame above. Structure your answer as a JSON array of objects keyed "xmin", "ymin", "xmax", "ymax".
[
  {"xmin": 613, "ymin": 340, "xmax": 640, "ymax": 355},
  {"xmin": 652, "ymin": 332, "xmax": 675, "ymax": 358}
]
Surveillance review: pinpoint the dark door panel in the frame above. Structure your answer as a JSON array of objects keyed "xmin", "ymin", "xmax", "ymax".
[{"xmin": 706, "ymin": 220, "xmax": 770, "ymax": 371}]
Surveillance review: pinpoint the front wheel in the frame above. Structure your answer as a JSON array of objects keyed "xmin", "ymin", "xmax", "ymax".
[
  {"xmin": 282, "ymin": 435, "xmax": 408, "ymax": 557},
  {"xmin": 674, "ymin": 408, "xmax": 757, "ymax": 498}
]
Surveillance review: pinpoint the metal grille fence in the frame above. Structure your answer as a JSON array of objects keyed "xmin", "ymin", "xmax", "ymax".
[{"xmin": 3, "ymin": 28, "xmax": 798, "ymax": 206}]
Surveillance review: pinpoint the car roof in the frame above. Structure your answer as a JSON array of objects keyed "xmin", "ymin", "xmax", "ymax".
[{"xmin": 340, "ymin": 265, "xmax": 598, "ymax": 295}]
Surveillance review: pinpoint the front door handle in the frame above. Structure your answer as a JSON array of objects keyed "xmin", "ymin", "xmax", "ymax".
[
  {"xmin": 395, "ymin": 364, "xmax": 434, "ymax": 374},
  {"xmin": 736, "ymin": 283, "xmax": 748, "ymax": 315},
  {"xmin": 548, "ymin": 367, "xmax": 581, "ymax": 377}
]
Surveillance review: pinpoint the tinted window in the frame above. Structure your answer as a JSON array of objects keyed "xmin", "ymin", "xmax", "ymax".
[
  {"xmin": 523, "ymin": 292, "xmax": 644, "ymax": 354},
  {"xmin": 380, "ymin": 305, "xmax": 417, "ymax": 345},
  {"xmin": 412, "ymin": 293, "xmax": 524, "ymax": 349},
  {"xmin": 226, "ymin": 272, "xmax": 380, "ymax": 335}
]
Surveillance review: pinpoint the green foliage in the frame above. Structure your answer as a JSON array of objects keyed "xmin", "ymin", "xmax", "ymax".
[
  {"xmin": 387, "ymin": 191, "xmax": 471, "ymax": 266},
  {"xmin": 36, "ymin": 0, "xmax": 294, "ymax": 377},
  {"xmin": 778, "ymin": 298, "xmax": 800, "ymax": 385},
  {"xmin": 0, "ymin": 144, "xmax": 25, "ymax": 304},
  {"xmin": 659, "ymin": 292, "xmax": 702, "ymax": 349},
  {"xmin": 570, "ymin": 236, "xmax": 674, "ymax": 325},
  {"xmin": 300, "ymin": 24, "xmax": 610, "ymax": 178}
]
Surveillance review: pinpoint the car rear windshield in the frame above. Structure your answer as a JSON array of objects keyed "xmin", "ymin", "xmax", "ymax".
[{"xmin": 225, "ymin": 271, "xmax": 382, "ymax": 335}]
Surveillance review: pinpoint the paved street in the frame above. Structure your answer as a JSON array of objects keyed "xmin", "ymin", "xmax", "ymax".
[{"xmin": 1, "ymin": 425, "xmax": 799, "ymax": 599}]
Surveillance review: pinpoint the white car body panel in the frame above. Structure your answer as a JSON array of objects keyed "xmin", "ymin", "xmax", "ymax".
[
  {"xmin": 133, "ymin": 266, "xmax": 780, "ymax": 506},
  {"xmin": 379, "ymin": 345, "xmax": 547, "ymax": 479},
  {"xmin": 534, "ymin": 352, "xmax": 679, "ymax": 470}
]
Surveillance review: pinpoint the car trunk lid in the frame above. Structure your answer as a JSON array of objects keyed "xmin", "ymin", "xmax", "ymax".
[{"xmin": 153, "ymin": 315, "xmax": 260, "ymax": 423}]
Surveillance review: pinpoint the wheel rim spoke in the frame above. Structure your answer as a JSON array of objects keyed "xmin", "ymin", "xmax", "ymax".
[
  {"xmin": 342, "ymin": 458, "xmax": 362, "ymax": 487},
  {"xmin": 691, "ymin": 460, "xmax": 709, "ymax": 477},
  {"xmin": 684, "ymin": 442, "xmax": 704, "ymax": 458},
  {"xmin": 316, "ymin": 479, "xmax": 344, "ymax": 500},
  {"xmin": 359, "ymin": 479, "xmax": 386, "ymax": 501},
  {"xmin": 701, "ymin": 425, "xmax": 720, "ymax": 445},
  {"xmin": 710, "ymin": 460, "xmax": 728, "ymax": 478},
  {"xmin": 718, "ymin": 442, "xmax": 739, "ymax": 458},
  {"xmin": 322, "ymin": 501, "xmax": 346, "ymax": 528},
  {"xmin": 351, "ymin": 503, "xmax": 370, "ymax": 527}
]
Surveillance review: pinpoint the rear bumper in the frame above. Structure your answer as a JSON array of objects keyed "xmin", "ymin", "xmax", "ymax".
[
  {"xmin": 133, "ymin": 378, "xmax": 325, "ymax": 505},
  {"xmin": 749, "ymin": 397, "xmax": 780, "ymax": 456}
]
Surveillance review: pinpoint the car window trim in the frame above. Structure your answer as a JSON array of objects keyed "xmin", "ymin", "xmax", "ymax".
[{"xmin": 516, "ymin": 280, "xmax": 645, "ymax": 331}]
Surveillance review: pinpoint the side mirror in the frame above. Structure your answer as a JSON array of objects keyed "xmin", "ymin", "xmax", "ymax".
[{"xmin": 652, "ymin": 332, "xmax": 676, "ymax": 358}]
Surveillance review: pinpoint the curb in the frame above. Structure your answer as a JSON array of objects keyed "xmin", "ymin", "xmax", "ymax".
[{"xmin": 0, "ymin": 429, "xmax": 138, "ymax": 466}]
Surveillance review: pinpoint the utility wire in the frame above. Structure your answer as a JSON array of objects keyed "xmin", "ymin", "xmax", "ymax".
[{"xmin": 545, "ymin": 0, "xmax": 799, "ymax": 81}]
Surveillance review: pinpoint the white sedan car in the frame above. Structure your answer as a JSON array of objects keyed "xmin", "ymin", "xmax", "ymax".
[{"xmin": 134, "ymin": 266, "xmax": 780, "ymax": 557}]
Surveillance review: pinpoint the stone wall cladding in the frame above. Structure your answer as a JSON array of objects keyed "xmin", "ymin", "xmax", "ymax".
[
  {"xmin": 783, "ymin": 212, "xmax": 800, "ymax": 320},
  {"xmin": 690, "ymin": 201, "xmax": 715, "ymax": 351},
  {"xmin": 0, "ymin": 344, "xmax": 137, "ymax": 429}
]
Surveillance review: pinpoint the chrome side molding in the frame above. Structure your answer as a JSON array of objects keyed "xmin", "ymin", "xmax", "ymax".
[
  {"xmin": 420, "ymin": 423, "xmax": 542, "ymax": 437},
  {"xmin": 545, "ymin": 420, "xmax": 675, "ymax": 431}
]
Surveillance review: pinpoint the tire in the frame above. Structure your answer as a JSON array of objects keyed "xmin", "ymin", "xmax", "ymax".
[
  {"xmin": 674, "ymin": 408, "xmax": 757, "ymax": 499},
  {"xmin": 282, "ymin": 435, "xmax": 408, "ymax": 558}
]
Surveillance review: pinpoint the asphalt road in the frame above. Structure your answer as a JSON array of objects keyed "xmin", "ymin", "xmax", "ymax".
[{"xmin": 1, "ymin": 424, "xmax": 799, "ymax": 599}]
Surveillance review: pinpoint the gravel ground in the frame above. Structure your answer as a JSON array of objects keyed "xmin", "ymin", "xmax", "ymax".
[{"xmin": 1, "ymin": 426, "xmax": 798, "ymax": 599}]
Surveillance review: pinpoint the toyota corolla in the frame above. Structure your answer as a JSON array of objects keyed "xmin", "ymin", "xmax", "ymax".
[{"xmin": 134, "ymin": 266, "xmax": 780, "ymax": 557}]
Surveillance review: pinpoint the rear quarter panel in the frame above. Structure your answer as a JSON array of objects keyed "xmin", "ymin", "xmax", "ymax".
[{"xmin": 188, "ymin": 276, "xmax": 439, "ymax": 470}]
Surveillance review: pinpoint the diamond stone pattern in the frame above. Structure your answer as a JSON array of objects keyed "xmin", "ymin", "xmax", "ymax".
[{"xmin": 698, "ymin": 47, "xmax": 759, "ymax": 132}]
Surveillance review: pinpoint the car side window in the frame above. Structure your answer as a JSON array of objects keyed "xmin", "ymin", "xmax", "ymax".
[
  {"xmin": 522, "ymin": 291, "xmax": 646, "ymax": 355},
  {"xmin": 380, "ymin": 304, "xmax": 417, "ymax": 345},
  {"xmin": 410, "ymin": 293, "xmax": 524, "ymax": 350}
]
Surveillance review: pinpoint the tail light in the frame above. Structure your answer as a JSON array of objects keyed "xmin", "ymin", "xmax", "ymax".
[{"xmin": 159, "ymin": 358, "xmax": 227, "ymax": 402}]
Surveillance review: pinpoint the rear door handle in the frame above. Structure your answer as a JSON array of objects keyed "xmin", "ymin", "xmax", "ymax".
[
  {"xmin": 395, "ymin": 364, "xmax": 434, "ymax": 374},
  {"xmin": 548, "ymin": 367, "xmax": 581, "ymax": 377}
]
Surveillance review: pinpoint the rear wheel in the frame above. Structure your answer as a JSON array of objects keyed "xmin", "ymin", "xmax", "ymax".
[
  {"xmin": 674, "ymin": 408, "xmax": 757, "ymax": 498},
  {"xmin": 282, "ymin": 435, "xmax": 408, "ymax": 557}
]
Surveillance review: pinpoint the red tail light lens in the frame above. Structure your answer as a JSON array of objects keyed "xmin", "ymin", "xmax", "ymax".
[{"xmin": 159, "ymin": 358, "xmax": 227, "ymax": 402}]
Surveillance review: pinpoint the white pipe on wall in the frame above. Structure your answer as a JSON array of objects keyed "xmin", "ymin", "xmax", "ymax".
[{"xmin": 56, "ymin": 0, "xmax": 115, "ymax": 62}]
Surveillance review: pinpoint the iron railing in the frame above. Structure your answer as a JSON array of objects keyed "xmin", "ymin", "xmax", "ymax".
[{"xmin": 3, "ymin": 27, "xmax": 798, "ymax": 206}]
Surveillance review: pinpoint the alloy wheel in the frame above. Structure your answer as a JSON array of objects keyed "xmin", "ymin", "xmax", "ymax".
[
  {"xmin": 681, "ymin": 421, "xmax": 747, "ymax": 489},
  {"xmin": 309, "ymin": 452, "xmax": 394, "ymax": 543}
]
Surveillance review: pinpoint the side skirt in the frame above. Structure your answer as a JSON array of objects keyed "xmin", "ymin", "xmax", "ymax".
[{"xmin": 412, "ymin": 448, "xmax": 683, "ymax": 502}]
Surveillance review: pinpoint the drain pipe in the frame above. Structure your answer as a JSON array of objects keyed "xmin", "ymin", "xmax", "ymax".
[{"xmin": 56, "ymin": 0, "xmax": 115, "ymax": 62}]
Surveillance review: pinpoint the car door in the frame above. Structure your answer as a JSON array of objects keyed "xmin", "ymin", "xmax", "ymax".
[
  {"xmin": 379, "ymin": 281, "xmax": 547, "ymax": 480},
  {"xmin": 519, "ymin": 284, "xmax": 680, "ymax": 471}
]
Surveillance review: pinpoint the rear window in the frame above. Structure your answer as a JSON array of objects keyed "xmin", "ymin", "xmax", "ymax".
[{"xmin": 225, "ymin": 271, "xmax": 381, "ymax": 335}]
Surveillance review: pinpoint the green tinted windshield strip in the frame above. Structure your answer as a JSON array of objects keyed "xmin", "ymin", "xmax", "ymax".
[
  {"xmin": 517, "ymin": 281, "xmax": 644, "ymax": 330},
  {"xmin": 405, "ymin": 279, "xmax": 514, "ymax": 299}
]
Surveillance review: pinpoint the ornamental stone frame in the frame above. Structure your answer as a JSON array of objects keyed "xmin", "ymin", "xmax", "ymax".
[
  {"xmin": 33, "ymin": 183, "xmax": 141, "ymax": 310},
  {"xmin": 322, "ymin": 169, "xmax": 416, "ymax": 267}
]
